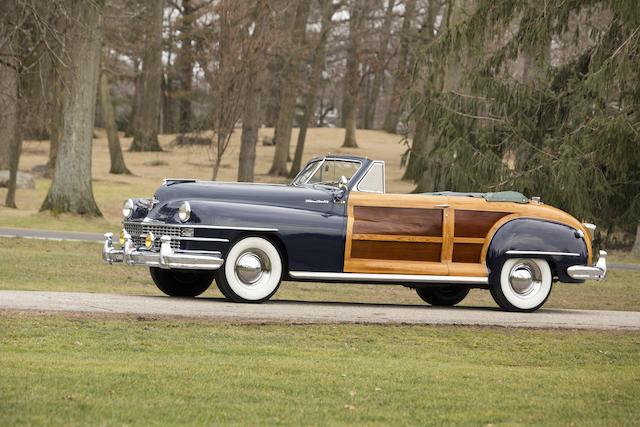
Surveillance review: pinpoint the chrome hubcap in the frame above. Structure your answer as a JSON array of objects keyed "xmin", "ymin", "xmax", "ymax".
[
  {"xmin": 508, "ymin": 261, "xmax": 542, "ymax": 296},
  {"xmin": 235, "ymin": 250, "xmax": 270, "ymax": 285}
]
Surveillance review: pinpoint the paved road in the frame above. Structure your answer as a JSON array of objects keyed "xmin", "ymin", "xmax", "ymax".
[
  {"xmin": 1, "ymin": 227, "xmax": 639, "ymax": 271},
  {"xmin": 2, "ymin": 290, "xmax": 640, "ymax": 330},
  {"xmin": 0, "ymin": 227, "xmax": 104, "ymax": 242}
]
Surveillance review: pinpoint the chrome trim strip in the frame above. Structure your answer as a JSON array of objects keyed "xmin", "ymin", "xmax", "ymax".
[
  {"xmin": 128, "ymin": 221, "xmax": 278, "ymax": 232},
  {"xmin": 506, "ymin": 250, "xmax": 580, "ymax": 257},
  {"xmin": 175, "ymin": 249, "xmax": 223, "ymax": 255},
  {"xmin": 177, "ymin": 237, "xmax": 229, "ymax": 242},
  {"xmin": 288, "ymin": 271, "xmax": 488, "ymax": 284}
]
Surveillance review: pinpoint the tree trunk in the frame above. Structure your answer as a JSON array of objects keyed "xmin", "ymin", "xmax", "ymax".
[
  {"xmin": 632, "ymin": 223, "xmax": 640, "ymax": 258},
  {"xmin": 41, "ymin": 1, "xmax": 103, "ymax": 216},
  {"xmin": 290, "ymin": 0, "xmax": 333, "ymax": 177},
  {"xmin": 0, "ymin": 57, "xmax": 16, "ymax": 171},
  {"xmin": 415, "ymin": 0, "xmax": 472, "ymax": 193},
  {"xmin": 238, "ymin": 0, "xmax": 269, "ymax": 182},
  {"xmin": 46, "ymin": 67, "xmax": 63, "ymax": 178},
  {"xmin": 99, "ymin": 70, "xmax": 131, "ymax": 174},
  {"xmin": 1, "ymin": 51, "xmax": 20, "ymax": 208},
  {"xmin": 401, "ymin": 0, "xmax": 439, "ymax": 181},
  {"xmin": 341, "ymin": 0, "xmax": 366, "ymax": 148},
  {"xmin": 363, "ymin": 0, "xmax": 395, "ymax": 130},
  {"xmin": 382, "ymin": 0, "xmax": 417, "ymax": 133},
  {"xmin": 178, "ymin": 0, "xmax": 193, "ymax": 134},
  {"xmin": 130, "ymin": 0, "xmax": 163, "ymax": 152},
  {"xmin": 268, "ymin": 0, "xmax": 312, "ymax": 176},
  {"xmin": 126, "ymin": 60, "xmax": 142, "ymax": 138}
]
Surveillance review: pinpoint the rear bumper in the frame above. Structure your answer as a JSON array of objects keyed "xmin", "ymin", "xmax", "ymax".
[
  {"xmin": 567, "ymin": 250, "xmax": 607, "ymax": 281},
  {"xmin": 102, "ymin": 232, "xmax": 223, "ymax": 270}
]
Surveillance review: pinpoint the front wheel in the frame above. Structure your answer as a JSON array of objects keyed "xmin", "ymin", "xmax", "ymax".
[
  {"xmin": 416, "ymin": 286, "xmax": 470, "ymax": 306},
  {"xmin": 150, "ymin": 268, "xmax": 214, "ymax": 297},
  {"xmin": 490, "ymin": 258, "xmax": 553, "ymax": 312},
  {"xmin": 215, "ymin": 236, "xmax": 283, "ymax": 303}
]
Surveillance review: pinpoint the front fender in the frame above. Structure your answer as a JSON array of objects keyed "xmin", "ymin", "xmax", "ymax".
[
  {"xmin": 486, "ymin": 218, "xmax": 589, "ymax": 283},
  {"xmin": 148, "ymin": 199, "xmax": 347, "ymax": 273}
]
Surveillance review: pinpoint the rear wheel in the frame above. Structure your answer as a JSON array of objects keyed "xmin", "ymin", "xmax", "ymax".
[
  {"xmin": 215, "ymin": 236, "xmax": 283, "ymax": 303},
  {"xmin": 150, "ymin": 268, "xmax": 214, "ymax": 297},
  {"xmin": 489, "ymin": 258, "xmax": 553, "ymax": 312},
  {"xmin": 416, "ymin": 286, "xmax": 470, "ymax": 306}
]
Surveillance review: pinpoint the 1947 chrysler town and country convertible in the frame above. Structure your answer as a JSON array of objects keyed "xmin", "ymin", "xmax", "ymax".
[{"xmin": 103, "ymin": 155, "xmax": 607, "ymax": 312}]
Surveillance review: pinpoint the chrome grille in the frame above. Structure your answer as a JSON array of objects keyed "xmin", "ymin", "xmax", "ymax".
[{"xmin": 124, "ymin": 222, "xmax": 181, "ymax": 250}]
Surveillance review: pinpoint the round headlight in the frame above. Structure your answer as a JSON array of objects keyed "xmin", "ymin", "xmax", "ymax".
[
  {"xmin": 179, "ymin": 201, "xmax": 191, "ymax": 222},
  {"xmin": 122, "ymin": 199, "xmax": 134, "ymax": 219}
]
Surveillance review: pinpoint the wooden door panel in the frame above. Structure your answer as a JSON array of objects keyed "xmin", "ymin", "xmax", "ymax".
[{"xmin": 344, "ymin": 193, "xmax": 448, "ymax": 275}]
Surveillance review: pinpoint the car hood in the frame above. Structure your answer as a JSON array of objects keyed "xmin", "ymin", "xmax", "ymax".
[{"xmin": 153, "ymin": 181, "xmax": 339, "ymax": 213}]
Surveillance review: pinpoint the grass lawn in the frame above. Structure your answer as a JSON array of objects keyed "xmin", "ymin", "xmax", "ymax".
[
  {"xmin": 1, "ymin": 312, "xmax": 639, "ymax": 426},
  {"xmin": 1, "ymin": 237, "xmax": 639, "ymax": 311}
]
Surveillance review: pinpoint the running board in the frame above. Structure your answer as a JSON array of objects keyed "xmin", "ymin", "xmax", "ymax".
[{"xmin": 288, "ymin": 271, "xmax": 488, "ymax": 285}]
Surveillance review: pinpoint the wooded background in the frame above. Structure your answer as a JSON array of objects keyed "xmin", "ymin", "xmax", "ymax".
[{"xmin": 0, "ymin": 0, "xmax": 638, "ymax": 251}]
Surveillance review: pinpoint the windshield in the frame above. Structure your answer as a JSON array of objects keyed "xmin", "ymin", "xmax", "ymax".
[
  {"xmin": 292, "ymin": 159, "xmax": 361, "ymax": 187},
  {"xmin": 291, "ymin": 160, "xmax": 321, "ymax": 186}
]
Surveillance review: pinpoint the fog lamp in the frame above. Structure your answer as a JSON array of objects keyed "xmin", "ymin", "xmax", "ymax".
[{"xmin": 145, "ymin": 232, "xmax": 155, "ymax": 249}]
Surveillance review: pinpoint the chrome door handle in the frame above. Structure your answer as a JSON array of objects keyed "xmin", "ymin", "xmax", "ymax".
[{"xmin": 435, "ymin": 204, "xmax": 449, "ymax": 208}]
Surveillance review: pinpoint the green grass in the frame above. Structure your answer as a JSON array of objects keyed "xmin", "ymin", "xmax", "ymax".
[
  {"xmin": 1, "ymin": 236, "xmax": 639, "ymax": 311},
  {"xmin": 0, "ymin": 313, "xmax": 639, "ymax": 426}
]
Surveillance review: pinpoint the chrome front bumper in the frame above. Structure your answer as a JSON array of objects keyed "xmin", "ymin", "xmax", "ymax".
[
  {"xmin": 102, "ymin": 232, "xmax": 223, "ymax": 270},
  {"xmin": 567, "ymin": 250, "xmax": 607, "ymax": 281}
]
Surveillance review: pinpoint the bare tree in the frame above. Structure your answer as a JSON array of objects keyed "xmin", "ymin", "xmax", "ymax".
[
  {"xmin": 41, "ymin": 0, "xmax": 104, "ymax": 215},
  {"xmin": 290, "ymin": 0, "xmax": 335, "ymax": 177},
  {"xmin": 1, "ymin": 40, "xmax": 20, "ymax": 208},
  {"xmin": 237, "ymin": 0, "xmax": 270, "ymax": 182},
  {"xmin": 268, "ymin": 0, "xmax": 312, "ymax": 176},
  {"xmin": 341, "ymin": 0, "xmax": 366, "ymax": 148},
  {"xmin": 129, "ymin": 0, "xmax": 163, "ymax": 151},
  {"xmin": 363, "ymin": 0, "xmax": 396, "ymax": 130},
  {"xmin": 0, "ymin": 53, "xmax": 16, "ymax": 173},
  {"xmin": 99, "ymin": 65, "xmax": 131, "ymax": 174},
  {"xmin": 382, "ymin": 0, "xmax": 417, "ymax": 133}
]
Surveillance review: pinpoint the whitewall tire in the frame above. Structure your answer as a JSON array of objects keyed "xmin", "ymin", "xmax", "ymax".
[
  {"xmin": 490, "ymin": 258, "xmax": 553, "ymax": 312},
  {"xmin": 215, "ymin": 237, "xmax": 283, "ymax": 303}
]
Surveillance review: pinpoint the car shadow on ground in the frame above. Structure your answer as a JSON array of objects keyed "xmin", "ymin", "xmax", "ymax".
[{"xmin": 145, "ymin": 295, "xmax": 576, "ymax": 313}]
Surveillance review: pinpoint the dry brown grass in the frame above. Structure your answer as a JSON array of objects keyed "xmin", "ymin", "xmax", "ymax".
[{"xmin": 0, "ymin": 128, "xmax": 413, "ymax": 230}]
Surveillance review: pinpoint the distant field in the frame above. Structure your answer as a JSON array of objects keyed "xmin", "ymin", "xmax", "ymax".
[
  {"xmin": 1, "ymin": 237, "xmax": 639, "ymax": 312},
  {"xmin": 1, "ymin": 312, "xmax": 638, "ymax": 426},
  {"xmin": 0, "ymin": 128, "xmax": 412, "ymax": 231}
]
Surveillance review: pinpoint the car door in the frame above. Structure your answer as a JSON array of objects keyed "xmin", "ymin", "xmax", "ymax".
[{"xmin": 343, "ymin": 192, "xmax": 451, "ymax": 275}]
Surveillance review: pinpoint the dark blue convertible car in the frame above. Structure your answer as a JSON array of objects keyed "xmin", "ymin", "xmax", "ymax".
[{"xmin": 103, "ymin": 155, "xmax": 606, "ymax": 312}]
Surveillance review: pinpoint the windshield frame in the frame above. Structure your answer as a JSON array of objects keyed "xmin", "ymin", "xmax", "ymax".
[{"xmin": 291, "ymin": 157, "xmax": 362, "ymax": 188}]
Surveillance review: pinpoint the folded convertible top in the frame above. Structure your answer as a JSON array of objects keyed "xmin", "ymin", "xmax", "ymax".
[{"xmin": 422, "ymin": 191, "xmax": 529, "ymax": 204}]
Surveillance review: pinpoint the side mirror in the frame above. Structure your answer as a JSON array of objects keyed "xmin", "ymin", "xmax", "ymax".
[
  {"xmin": 334, "ymin": 176, "xmax": 348, "ymax": 202},
  {"xmin": 338, "ymin": 175, "xmax": 348, "ymax": 191}
]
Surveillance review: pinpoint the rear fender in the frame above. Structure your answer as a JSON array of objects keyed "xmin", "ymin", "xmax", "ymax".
[{"xmin": 486, "ymin": 218, "xmax": 589, "ymax": 284}]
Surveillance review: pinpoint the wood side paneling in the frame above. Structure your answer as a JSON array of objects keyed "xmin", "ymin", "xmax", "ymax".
[
  {"xmin": 353, "ymin": 206, "xmax": 442, "ymax": 236},
  {"xmin": 344, "ymin": 258, "xmax": 449, "ymax": 275},
  {"xmin": 452, "ymin": 243, "xmax": 484, "ymax": 263},
  {"xmin": 350, "ymin": 240, "xmax": 442, "ymax": 262},
  {"xmin": 455, "ymin": 210, "xmax": 510, "ymax": 238},
  {"xmin": 352, "ymin": 234, "xmax": 442, "ymax": 243}
]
